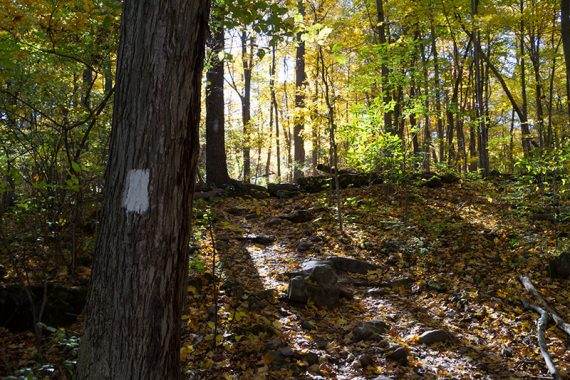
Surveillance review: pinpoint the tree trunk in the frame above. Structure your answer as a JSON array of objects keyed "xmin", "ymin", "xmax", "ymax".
[
  {"xmin": 430, "ymin": 20, "xmax": 445, "ymax": 163},
  {"xmin": 376, "ymin": 0, "xmax": 393, "ymax": 134},
  {"xmin": 241, "ymin": 31, "xmax": 253, "ymax": 182},
  {"xmin": 294, "ymin": 0, "xmax": 306, "ymax": 180},
  {"xmin": 472, "ymin": 0, "xmax": 489, "ymax": 176},
  {"xmin": 519, "ymin": 0, "xmax": 531, "ymax": 155},
  {"xmin": 206, "ymin": 25, "xmax": 231, "ymax": 187},
  {"xmin": 561, "ymin": 0, "xmax": 570, "ymax": 118},
  {"xmin": 77, "ymin": 1, "xmax": 208, "ymax": 378}
]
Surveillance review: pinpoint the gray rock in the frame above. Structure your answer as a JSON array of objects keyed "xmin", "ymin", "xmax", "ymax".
[
  {"xmin": 326, "ymin": 256, "xmax": 379, "ymax": 273},
  {"xmin": 358, "ymin": 354, "xmax": 374, "ymax": 367},
  {"xmin": 281, "ymin": 209, "xmax": 315, "ymax": 223},
  {"xmin": 288, "ymin": 276, "xmax": 310, "ymax": 303},
  {"xmin": 381, "ymin": 239, "xmax": 404, "ymax": 253},
  {"xmin": 287, "ymin": 263, "xmax": 344, "ymax": 308},
  {"xmin": 367, "ymin": 288, "xmax": 386, "ymax": 297},
  {"xmin": 549, "ymin": 251, "xmax": 570, "ymax": 279},
  {"xmin": 301, "ymin": 320, "xmax": 315, "ymax": 330},
  {"xmin": 265, "ymin": 217, "xmax": 285, "ymax": 227},
  {"xmin": 275, "ymin": 190, "xmax": 300, "ymax": 199},
  {"xmin": 225, "ymin": 207, "xmax": 249, "ymax": 215},
  {"xmin": 386, "ymin": 345, "xmax": 408, "ymax": 363},
  {"xmin": 297, "ymin": 240, "xmax": 313, "ymax": 251},
  {"xmin": 239, "ymin": 234, "xmax": 276, "ymax": 245},
  {"xmin": 279, "ymin": 347, "xmax": 295, "ymax": 357},
  {"xmin": 352, "ymin": 320, "xmax": 388, "ymax": 342},
  {"xmin": 418, "ymin": 329, "xmax": 451, "ymax": 345},
  {"xmin": 303, "ymin": 352, "xmax": 319, "ymax": 365}
]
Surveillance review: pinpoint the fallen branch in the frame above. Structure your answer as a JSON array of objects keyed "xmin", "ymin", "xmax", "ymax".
[
  {"xmin": 521, "ymin": 299, "xmax": 561, "ymax": 380},
  {"xmin": 519, "ymin": 275, "xmax": 570, "ymax": 337}
]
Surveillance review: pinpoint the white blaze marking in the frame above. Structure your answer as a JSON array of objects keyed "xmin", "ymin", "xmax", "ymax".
[{"xmin": 123, "ymin": 169, "xmax": 149, "ymax": 214}]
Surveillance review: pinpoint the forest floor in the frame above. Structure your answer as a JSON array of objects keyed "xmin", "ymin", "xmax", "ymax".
[
  {"xmin": 1, "ymin": 178, "xmax": 569, "ymax": 379},
  {"xmin": 183, "ymin": 179, "xmax": 569, "ymax": 379}
]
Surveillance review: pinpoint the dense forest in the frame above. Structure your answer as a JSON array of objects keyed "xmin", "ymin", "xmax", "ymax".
[{"xmin": 0, "ymin": 0, "xmax": 569, "ymax": 379}]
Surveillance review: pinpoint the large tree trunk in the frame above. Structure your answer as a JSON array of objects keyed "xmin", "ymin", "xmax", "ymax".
[
  {"xmin": 206, "ymin": 25, "xmax": 231, "ymax": 187},
  {"xmin": 77, "ymin": 1, "xmax": 208, "ymax": 379},
  {"xmin": 561, "ymin": 0, "xmax": 570, "ymax": 118},
  {"xmin": 294, "ymin": 0, "xmax": 306, "ymax": 180}
]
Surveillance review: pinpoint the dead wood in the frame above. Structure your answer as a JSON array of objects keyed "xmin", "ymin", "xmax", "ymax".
[
  {"xmin": 521, "ymin": 299, "xmax": 562, "ymax": 380},
  {"xmin": 519, "ymin": 275, "xmax": 570, "ymax": 337}
]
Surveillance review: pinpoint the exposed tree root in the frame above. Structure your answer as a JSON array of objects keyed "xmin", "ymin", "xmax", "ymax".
[{"xmin": 521, "ymin": 299, "xmax": 561, "ymax": 380}]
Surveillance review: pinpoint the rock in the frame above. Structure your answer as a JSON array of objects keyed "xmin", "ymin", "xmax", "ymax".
[
  {"xmin": 230, "ymin": 182, "xmax": 270, "ymax": 199},
  {"xmin": 367, "ymin": 288, "xmax": 386, "ymax": 297},
  {"xmin": 423, "ymin": 176, "xmax": 443, "ymax": 188},
  {"xmin": 418, "ymin": 329, "xmax": 451, "ymax": 345},
  {"xmin": 357, "ymin": 354, "xmax": 374, "ymax": 367},
  {"xmin": 288, "ymin": 276, "xmax": 310, "ymax": 303},
  {"xmin": 265, "ymin": 217, "xmax": 285, "ymax": 227},
  {"xmin": 308, "ymin": 364, "xmax": 321, "ymax": 374},
  {"xmin": 373, "ymin": 376, "xmax": 394, "ymax": 380},
  {"xmin": 225, "ymin": 207, "xmax": 249, "ymax": 216},
  {"xmin": 297, "ymin": 240, "xmax": 313, "ymax": 251},
  {"xmin": 386, "ymin": 345, "xmax": 409, "ymax": 363},
  {"xmin": 0, "ymin": 283, "xmax": 87, "ymax": 331},
  {"xmin": 303, "ymin": 352, "xmax": 319, "ymax": 365},
  {"xmin": 238, "ymin": 234, "xmax": 276, "ymax": 245},
  {"xmin": 352, "ymin": 320, "xmax": 388, "ymax": 342},
  {"xmin": 267, "ymin": 183, "xmax": 299, "ymax": 193},
  {"xmin": 337, "ymin": 173, "xmax": 370, "ymax": 189},
  {"xmin": 440, "ymin": 173, "xmax": 460, "ymax": 184},
  {"xmin": 300, "ymin": 260, "xmax": 332, "ymax": 271},
  {"xmin": 267, "ymin": 183, "xmax": 301, "ymax": 199},
  {"xmin": 549, "ymin": 252, "xmax": 570, "ymax": 279},
  {"xmin": 287, "ymin": 264, "xmax": 343, "ymax": 308},
  {"xmin": 326, "ymin": 256, "xmax": 379, "ymax": 274},
  {"xmin": 381, "ymin": 239, "xmax": 404, "ymax": 253},
  {"xmin": 281, "ymin": 209, "xmax": 315, "ymax": 223},
  {"xmin": 297, "ymin": 176, "xmax": 331, "ymax": 193},
  {"xmin": 301, "ymin": 320, "xmax": 315, "ymax": 330},
  {"xmin": 279, "ymin": 347, "xmax": 295, "ymax": 357},
  {"xmin": 245, "ymin": 213, "xmax": 258, "ymax": 220},
  {"xmin": 275, "ymin": 190, "xmax": 300, "ymax": 199}
]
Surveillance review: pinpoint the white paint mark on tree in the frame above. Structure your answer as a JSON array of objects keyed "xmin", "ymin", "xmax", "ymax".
[{"xmin": 123, "ymin": 169, "xmax": 150, "ymax": 214}]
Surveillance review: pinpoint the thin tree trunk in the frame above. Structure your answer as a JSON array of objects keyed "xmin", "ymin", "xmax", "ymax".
[
  {"xmin": 241, "ymin": 31, "xmax": 253, "ymax": 182},
  {"xmin": 431, "ymin": 20, "xmax": 445, "ymax": 163},
  {"xmin": 206, "ymin": 25, "xmax": 230, "ymax": 186},
  {"xmin": 78, "ymin": 1, "xmax": 208, "ymax": 378},
  {"xmin": 561, "ymin": 0, "xmax": 570, "ymax": 118},
  {"xmin": 294, "ymin": 0, "xmax": 306, "ymax": 180},
  {"xmin": 376, "ymin": 0, "xmax": 393, "ymax": 134}
]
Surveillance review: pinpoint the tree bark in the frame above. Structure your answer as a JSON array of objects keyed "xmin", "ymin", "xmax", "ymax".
[
  {"xmin": 77, "ymin": 0, "xmax": 208, "ymax": 378},
  {"xmin": 206, "ymin": 25, "xmax": 231, "ymax": 187},
  {"xmin": 294, "ymin": 0, "xmax": 306, "ymax": 180},
  {"xmin": 561, "ymin": 0, "xmax": 570, "ymax": 118},
  {"xmin": 241, "ymin": 31, "xmax": 253, "ymax": 182},
  {"xmin": 376, "ymin": 0, "xmax": 393, "ymax": 135}
]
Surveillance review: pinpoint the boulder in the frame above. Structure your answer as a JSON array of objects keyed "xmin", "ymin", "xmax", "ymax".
[
  {"xmin": 549, "ymin": 252, "xmax": 570, "ymax": 279},
  {"xmin": 386, "ymin": 345, "xmax": 409, "ymax": 363},
  {"xmin": 297, "ymin": 176, "xmax": 331, "ymax": 193},
  {"xmin": 418, "ymin": 329, "xmax": 451, "ymax": 345},
  {"xmin": 351, "ymin": 320, "xmax": 388, "ymax": 342},
  {"xmin": 280, "ymin": 209, "xmax": 315, "ymax": 223},
  {"xmin": 287, "ymin": 263, "xmax": 347, "ymax": 308},
  {"xmin": 267, "ymin": 183, "xmax": 300, "ymax": 199}
]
